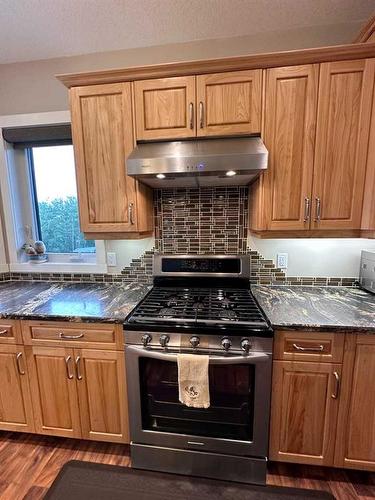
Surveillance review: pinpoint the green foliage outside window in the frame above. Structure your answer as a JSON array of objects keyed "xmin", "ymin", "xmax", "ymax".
[{"xmin": 38, "ymin": 196, "xmax": 95, "ymax": 254}]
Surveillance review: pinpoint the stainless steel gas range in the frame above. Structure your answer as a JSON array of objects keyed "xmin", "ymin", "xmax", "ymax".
[{"xmin": 124, "ymin": 254, "xmax": 273, "ymax": 485}]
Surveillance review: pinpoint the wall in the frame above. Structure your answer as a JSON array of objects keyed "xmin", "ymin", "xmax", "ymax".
[
  {"xmin": 0, "ymin": 21, "xmax": 363, "ymax": 115},
  {"xmin": 248, "ymin": 236, "xmax": 375, "ymax": 278}
]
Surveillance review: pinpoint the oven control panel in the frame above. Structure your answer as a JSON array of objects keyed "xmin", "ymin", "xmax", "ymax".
[{"xmin": 125, "ymin": 331, "xmax": 273, "ymax": 354}]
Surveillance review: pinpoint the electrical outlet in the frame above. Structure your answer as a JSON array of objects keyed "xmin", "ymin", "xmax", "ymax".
[
  {"xmin": 107, "ymin": 252, "xmax": 117, "ymax": 267},
  {"xmin": 277, "ymin": 253, "xmax": 288, "ymax": 269}
]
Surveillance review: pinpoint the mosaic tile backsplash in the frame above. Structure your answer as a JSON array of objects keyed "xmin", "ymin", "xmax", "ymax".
[{"xmin": 0, "ymin": 187, "xmax": 357, "ymax": 287}]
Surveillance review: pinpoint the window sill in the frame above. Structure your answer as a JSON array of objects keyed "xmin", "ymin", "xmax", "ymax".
[{"xmin": 9, "ymin": 262, "xmax": 108, "ymax": 274}]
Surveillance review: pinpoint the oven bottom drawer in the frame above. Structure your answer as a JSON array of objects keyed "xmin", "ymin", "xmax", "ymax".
[{"xmin": 131, "ymin": 443, "xmax": 267, "ymax": 485}]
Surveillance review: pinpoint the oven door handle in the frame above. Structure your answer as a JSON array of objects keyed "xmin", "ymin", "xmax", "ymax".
[{"xmin": 126, "ymin": 346, "xmax": 270, "ymax": 364}]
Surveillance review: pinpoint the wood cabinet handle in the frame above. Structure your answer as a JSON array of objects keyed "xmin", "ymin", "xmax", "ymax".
[
  {"xmin": 292, "ymin": 343, "xmax": 324, "ymax": 352},
  {"xmin": 65, "ymin": 356, "xmax": 74, "ymax": 379},
  {"xmin": 59, "ymin": 332, "xmax": 84, "ymax": 340},
  {"xmin": 199, "ymin": 101, "xmax": 204, "ymax": 128},
  {"xmin": 189, "ymin": 102, "xmax": 194, "ymax": 129},
  {"xmin": 314, "ymin": 197, "xmax": 321, "ymax": 222},
  {"xmin": 16, "ymin": 352, "xmax": 25, "ymax": 375},
  {"xmin": 332, "ymin": 371, "xmax": 340, "ymax": 399},
  {"xmin": 128, "ymin": 202, "xmax": 135, "ymax": 225},
  {"xmin": 0, "ymin": 329, "xmax": 8, "ymax": 335},
  {"xmin": 303, "ymin": 197, "xmax": 311, "ymax": 222},
  {"xmin": 75, "ymin": 356, "xmax": 83, "ymax": 380}
]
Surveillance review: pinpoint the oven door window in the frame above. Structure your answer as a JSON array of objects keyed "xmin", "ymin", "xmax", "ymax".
[{"xmin": 139, "ymin": 358, "xmax": 255, "ymax": 441}]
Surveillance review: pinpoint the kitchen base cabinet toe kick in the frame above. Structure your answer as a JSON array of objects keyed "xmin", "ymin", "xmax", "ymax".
[{"xmin": 269, "ymin": 330, "xmax": 375, "ymax": 471}]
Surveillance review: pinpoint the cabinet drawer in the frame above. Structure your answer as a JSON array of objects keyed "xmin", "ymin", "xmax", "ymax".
[
  {"xmin": 0, "ymin": 320, "xmax": 22, "ymax": 344},
  {"xmin": 274, "ymin": 330, "xmax": 344, "ymax": 363},
  {"xmin": 22, "ymin": 321, "xmax": 122, "ymax": 350}
]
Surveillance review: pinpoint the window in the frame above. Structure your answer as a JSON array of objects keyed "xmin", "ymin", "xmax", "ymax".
[
  {"xmin": 29, "ymin": 145, "xmax": 95, "ymax": 255},
  {"xmin": 0, "ymin": 112, "xmax": 107, "ymax": 273}
]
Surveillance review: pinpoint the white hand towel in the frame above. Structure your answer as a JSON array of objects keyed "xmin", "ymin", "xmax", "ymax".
[{"xmin": 177, "ymin": 353, "xmax": 210, "ymax": 408}]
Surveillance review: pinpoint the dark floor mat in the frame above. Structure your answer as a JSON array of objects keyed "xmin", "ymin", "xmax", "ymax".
[{"xmin": 45, "ymin": 460, "xmax": 335, "ymax": 500}]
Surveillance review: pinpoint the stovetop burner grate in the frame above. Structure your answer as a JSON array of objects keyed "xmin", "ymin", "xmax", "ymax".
[{"xmin": 127, "ymin": 286, "xmax": 269, "ymax": 329}]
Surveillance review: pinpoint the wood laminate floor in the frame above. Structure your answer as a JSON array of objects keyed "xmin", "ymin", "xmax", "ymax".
[{"xmin": 0, "ymin": 432, "xmax": 373, "ymax": 500}]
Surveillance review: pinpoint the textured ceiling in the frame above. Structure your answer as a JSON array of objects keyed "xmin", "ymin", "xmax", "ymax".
[{"xmin": 0, "ymin": 0, "xmax": 373, "ymax": 64}]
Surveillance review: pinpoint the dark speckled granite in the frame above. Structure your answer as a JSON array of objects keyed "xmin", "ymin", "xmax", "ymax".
[
  {"xmin": 252, "ymin": 285, "xmax": 375, "ymax": 332},
  {"xmin": 0, "ymin": 281, "xmax": 151, "ymax": 323}
]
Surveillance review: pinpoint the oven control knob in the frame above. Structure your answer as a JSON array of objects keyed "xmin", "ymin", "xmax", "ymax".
[
  {"xmin": 241, "ymin": 338, "xmax": 251, "ymax": 353},
  {"xmin": 141, "ymin": 334, "xmax": 152, "ymax": 347},
  {"xmin": 159, "ymin": 334, "xmax": 170, "ymax": 348},
  {"xmin": 221, "ymin": 337, "xmax": 232, "ymax": 351},
  {"xmin": 190, "ymin": 336, "xmax": 200, "ymax": 348}
]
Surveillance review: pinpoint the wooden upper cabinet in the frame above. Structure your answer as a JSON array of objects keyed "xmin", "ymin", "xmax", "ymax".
[
  {"xmin": 361, "ymin": 81, "xmax": 375, "ymax": 235},
  {"xmin": 312, "ymin": 59, "xmax": 375, "ymax": 230},
  {"xmin": 196, "ymin": 70, "xmax": 262, "ymax": 136},
  {"xmin": 70, "ymin": 83, "xmax": 140, "ymax": 234},
  {"xmin": 334, "ymin": 334, "xmax": 375, "ymax": 471},
  {"xmin": 262, "ymin": 65, "xmax": 319, "ymax": 230},
  {"xmin": 134, "ymin": 76, "xmax": 196, "ymax": 140},
  {"xmin": 270, "ymin": 360, "xmax": 341, "ymax": 466}
]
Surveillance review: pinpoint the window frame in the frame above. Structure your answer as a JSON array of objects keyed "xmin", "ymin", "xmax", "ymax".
[{"xmin": 0, "ymin": 111, "xmax": 107, "ymax": 273}]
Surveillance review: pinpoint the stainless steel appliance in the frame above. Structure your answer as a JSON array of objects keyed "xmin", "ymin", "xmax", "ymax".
[
  {"xmin": 360, "ymin": 250, "xmax": 375, "ymax": 293},
  {"xmin": 126, "ymin": 137, "xmax": 268, "ymax": 188},
  {"xmin": 124, "ymin": 255, "xmax": 273, "ymax": 485}
]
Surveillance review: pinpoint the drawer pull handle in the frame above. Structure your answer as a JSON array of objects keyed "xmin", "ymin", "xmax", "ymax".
[
  {"xmin": 128, "ymin": 202, "xmax": 135, "ymax": 225},
  {"xmin": 332, "ymin": 371, "xmax": 340, "ymax": 399},
  {"xmin": 292, "ymin": 343, "xmax": 324, "ymax": 352},
  {"xmin": 59, "ymin": 332, "xmax": 84, "ymax": 340},
  {"xmin": 0, "ymin": 329, "xmax": 8, "ymax": 335},
  {"xmin": 75, "ymin": 356, "xmax": 83, "ymax": 380},
  {"xmin": 314, "ymin": 197, "xmax": 321, "ymax": 222},
  {"xmin": 16, "ymin": 352, "xmax": 25, "ymax": 375},
  {"xmin": 65, "ymin": 356, "xmax": 74, "ymax": 379}
]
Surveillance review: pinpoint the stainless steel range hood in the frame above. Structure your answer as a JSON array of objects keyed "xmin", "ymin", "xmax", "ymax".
[{"xmin": 126, "ymin": 137, "xmax": 268, "ymax": 188}]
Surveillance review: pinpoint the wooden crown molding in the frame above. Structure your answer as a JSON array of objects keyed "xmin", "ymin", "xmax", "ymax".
[
  {"xmin": 56, "ymin": 42, "xmax": 375, "ymax": 88},
  {"xmin": 353, "ymin": 13, "xmax": 375, "ymax": 43}
]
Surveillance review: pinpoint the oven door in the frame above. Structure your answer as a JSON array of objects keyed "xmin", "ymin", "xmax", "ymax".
[{"xmin": 125, "ymin": 345, "xmax": 272, "ymax": 458}]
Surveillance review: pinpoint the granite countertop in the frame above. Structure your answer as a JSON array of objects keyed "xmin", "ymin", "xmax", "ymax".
[
  {"xmin": 0, "ymin": 281, "xmax": 151, "ymax": 323},
  {"xmin": 252, "ymin": 285, "xmax": 375, "ymax": 332}
]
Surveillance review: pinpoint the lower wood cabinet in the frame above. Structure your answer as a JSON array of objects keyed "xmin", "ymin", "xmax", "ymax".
[
  {"xmin": 270, "ymin": 360, "xmax": 341, "ymax": 466},
  {"xmin": 76, "ymin": 349, "xmax": 129, "ymax": 443},
  {"xmin": 26, "ymin": 346, "xmax": 81, "ymax": 438},
  {"xmin": 334, "ymin": 334, "xmax": 375, "ymax": 471},
  {"xmin": 26, "ymin": 345, "xmax": 129, "ymax": 443},
  {"xmin": 0, "ymin": 345, "xmax": 34, "ymax": 432},
  {"xmin": 270, "ymin": 331, "xmax": 375, "ymax": 471}
]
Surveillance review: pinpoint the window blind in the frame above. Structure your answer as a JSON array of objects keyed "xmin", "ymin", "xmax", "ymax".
[{"xmin": 2, "ymin": 124, "xmax": 72, "ymax": 149}]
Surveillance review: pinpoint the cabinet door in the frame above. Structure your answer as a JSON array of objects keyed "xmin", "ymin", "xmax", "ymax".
[
  {"xmin": 26, "ymin": 346, "xmax": 81, "ymax": 438},
  {"xmin": 270, "ymin": 360, "xmax": 341, "ymax": 466},
  {"xmin": 196, "ymin": 70, "xmax": 261, "ymax": 136},
  {"xmin": 134, "ymin": 77, "xmax": 196, "ymax": 140},
  {"xmin": 70, "ymin": 83, "xmax": 137, "ymax": 233},
  {"xmin": 334, "ymin": 335, "xmax": 375, "ymax": 471},
  {"xmin": 75, "ymin": 349, "xmax": 129, "ymax": 443},
  {"xmin": 0, "ymin": 346, "xmax": 34, "ymax": 432},
  {"xmin": 262, "ymin": 65, "xmax": 318, "ymax": 230},
  {"xmin": 312, "ymin": 59, "xmax": 375, "ymax": 230}
]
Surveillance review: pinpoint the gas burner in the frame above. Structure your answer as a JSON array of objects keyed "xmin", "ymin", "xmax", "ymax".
[
  {"xmin": 219, "ymin": 309, "xmax": 238, "ymax": 321},
  {"xmin": 219, "ymin": 297, "xmax": 234, "ymax": 310},
  {"xmin": 158, "ymin": 308, "xmax": 178, "ymax": 318},
  {"xmin": 191, "ymin": 296, "xmax": 206, "ymax": 310},
  {"xmin": 166, "ymin": 298, "xmax": 178, "ymax": 307}
]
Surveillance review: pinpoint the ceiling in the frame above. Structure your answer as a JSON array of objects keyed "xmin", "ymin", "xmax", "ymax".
[{"xmin": 0, "ymin": 0, "xmax": 373, "ymax": 65}]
